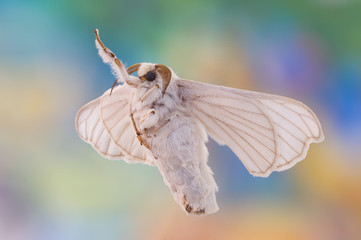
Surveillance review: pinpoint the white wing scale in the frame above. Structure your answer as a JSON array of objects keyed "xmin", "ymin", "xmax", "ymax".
[
  {"xmin": 75, "ymin": 86, "xmax": 154, "ymax": 165},
  {"xmin": 178, "ymin": 79, "xmax": 324, "ymax": 177},
  {"xmin": 75, "ymin": 97, "xmax": 126, "ymax": 160}
]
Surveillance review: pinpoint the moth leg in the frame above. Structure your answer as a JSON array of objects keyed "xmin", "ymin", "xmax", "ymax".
[
  {"xmin": 140, "ymin": 84, "xmax": 159, "ymax": 102},
  {"xmin": 152, "ymin": 119, "xmax": 171, "ymax": 138},
  {"xmin": 94, "ymin": 29, "xmax": 123, "ymax": 70},
  {"xmin": 139, "ymin": 109, "xmax": 156, "ymax": 124},
  {"xmin": 129, "ymin": 105, "xmax": 152, "ymax": 150},
  {"xmin": 128, "ymin": 84, "xmax": 160, "ymax": 116},
  {"xmin": 138, "ymin": 109, "xmax": 161, "ymax": 132},
  {"xmin": 94, "ymin": 29, "xmax": 128, "ymax": 83}
]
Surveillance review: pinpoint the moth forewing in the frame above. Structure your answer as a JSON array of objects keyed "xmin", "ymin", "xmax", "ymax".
[
  {"xmin": 176, "ymin": 78, "xmax": 324, "ymax": 177},
  {"xmin": 75, "ymin": 97, "xmax": 125, "ymax": 159},
  {"xmin": 98, "ymin": 85, "xmax": 156, "ymax": 165}
]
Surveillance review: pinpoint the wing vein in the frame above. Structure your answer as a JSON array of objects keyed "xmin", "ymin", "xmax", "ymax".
[
  {"xmin": 275, "ymin": 122, "xmax": 305, "ymax": 144},
  {"xmin": 105, "ymin": 138, "xmax": 111, "ymax": 154},
  {"xmin": 300, "ymin": 115, "xmax": 313, "ymax": 137},
  {"xmin": 230, "ymin": 122, "xmax": 276, "ymax": 158},
  {"xmin": 220, "ymin": 107, "xmax": 274, "ymax": 141},
  {"xmin": 196, "ymin": 99, "xmax": 264, "ymax": 115},
  {"xmin": 90, "ymin": 118, "xmax": 100, "ymax": 140},
  {"xmin": 78, "ymin": 106, "xmax": 98, "ymax": 126},
  {"xmin": 280, "ymin": 154, "xmax": 291, "ymax": 164},
  {"xmin": 277, "ymin": 101, "xmax": 313, "ymax": 136},
  {"xmin": 278, "ymin": 134, "xmax": 302, "ymax": 155},
  {"xmin": 102, "ymin": 99, "xmax": 127, "ymax": 109},
  {"xmin": 220, "ymin": 105, "xmax": 272, "ymax": 131},
  {"xmin": 128, "ymin": 133, "xmax": 137, "ymax": 152},
  {"xmin": 194, "ymin": 106, "xmax": 267, "ymax": 172},
  {"xmin": 116, "ymin": 120, "xmax": 131, "ymax": 142},
  {"xmin": 259, "ymin": 101, "xmax": 309, "ymax": 138},
  {"xmin": 108, "ymin": 118, "xmax": 123, "ymax": 132},
  {"xmin": 95, "ymin": 128, "xmax": 106, "ymax": 146},
  {"xmin": 84, "ymin": 120, "xmax": 88, "ymax": 140},
  {"xmin": 213, "ymin": 112, "xmax": 276, "ymax": 155},
  {"xmin": 103, "ymin": 103, "xmax": 128, "ymax": 122}
]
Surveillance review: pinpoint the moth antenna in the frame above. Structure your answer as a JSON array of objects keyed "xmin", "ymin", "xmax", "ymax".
[
  {"xmin": 127, "ymin": 63, "xmax": 141, "ymax": 75},
  {"xmin": 94, "ymin": 29, "xmax": 128, "ymax": 82},
  {"xmin": 155, "ymin": 64, "xmax": 172, "ymax": 95}
]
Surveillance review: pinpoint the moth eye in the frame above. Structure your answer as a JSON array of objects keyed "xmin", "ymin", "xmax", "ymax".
[{"xmin": 145, "ymin": 70, "xmax": 156, "ymax": 81}]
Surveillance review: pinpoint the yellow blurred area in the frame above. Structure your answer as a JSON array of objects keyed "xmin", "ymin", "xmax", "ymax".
[
  {"xmin": 301, "ymin": 145, "xmax": 361, "ymax": 223},
  {"xmin": 0, "ymin": 63, "xmax": 86, "ymax": 147},
  {"xmin": 147, "ymin": 201, "xmax": 360, "ymax": 240}
]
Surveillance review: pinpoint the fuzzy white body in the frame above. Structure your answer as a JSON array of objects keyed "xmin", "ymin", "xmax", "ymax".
[
  {"xmin": 152, "ymin": 114, "xmax": 218, "ymax": 214},
  {"xmin": 128, "ymin": 73, "xmax": 218, "ymax": 214}
]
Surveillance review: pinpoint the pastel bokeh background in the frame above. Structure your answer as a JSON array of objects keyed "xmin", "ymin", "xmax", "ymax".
[{"xmin": 1, "ymin": 0, "xmax": 361, "ymax": 239}]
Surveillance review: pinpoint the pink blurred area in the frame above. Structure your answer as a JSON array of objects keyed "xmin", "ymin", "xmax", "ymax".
[{"xmin": 0, "ymin": 0, "xmax": 361, "ymax": 239}]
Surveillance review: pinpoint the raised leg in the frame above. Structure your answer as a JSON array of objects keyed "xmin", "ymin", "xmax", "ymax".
[{"xmin": 94, "ymin": 29, "xmax": 128, "ymax": 85}]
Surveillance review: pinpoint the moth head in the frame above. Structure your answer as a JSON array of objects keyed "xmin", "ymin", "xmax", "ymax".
[{"xmin": 126, "ymin": 63, "xmax": 172, "ymax": 95}]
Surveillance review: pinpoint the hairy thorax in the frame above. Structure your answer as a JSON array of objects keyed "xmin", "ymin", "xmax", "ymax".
[{"xmin": 128, "ymin": 82, "xmax": 183, "ymax": 151}]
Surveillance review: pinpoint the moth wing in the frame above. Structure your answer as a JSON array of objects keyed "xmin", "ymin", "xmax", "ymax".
[
  {"xmin": 99, "ymin": 86, "xmax": 155, "ymax": 165},
  {"xmin": 75, "ymin": 87, "xmax": 154, "ymax": 165},
  {"xmin": 177, "ymin": 79, "xmax": 324, "ymax": 177}
]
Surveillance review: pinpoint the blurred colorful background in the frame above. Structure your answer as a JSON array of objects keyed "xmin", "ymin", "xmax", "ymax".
[{"xmin": 1, "ymin": 0, "xmax": 361, "ymax": 239}]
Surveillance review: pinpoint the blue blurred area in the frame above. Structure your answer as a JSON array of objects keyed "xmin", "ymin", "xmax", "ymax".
[
  {"xmin": 323, "ymin": 61, "xmax": 361, "ymax": 143},
  {"xmin": 1, "ymin": 0, "xmax": 361, "ymax": 239}
]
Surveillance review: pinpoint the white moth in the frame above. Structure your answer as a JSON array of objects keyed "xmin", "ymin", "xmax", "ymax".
[{"xmin": 75, "ymin": 29, "xmax": 324, "ymax": 215}]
